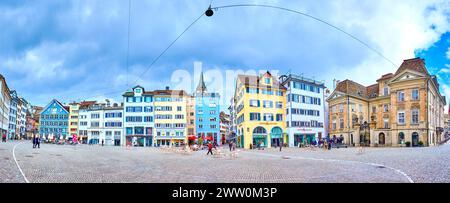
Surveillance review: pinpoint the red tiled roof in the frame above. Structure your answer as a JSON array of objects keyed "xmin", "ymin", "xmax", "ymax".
[
  {"xmin": 335, "ymin": 80, "xmax": 367, "ymax": 98},
  {"xmin": 237, "ymin": 71, "xmax": 287, "ymax": 90},
  {"xmin": 394, "ymin": 57, "xmax": 428, "ymax": 76},
  {"xmin": 79, "ymin": 101, "xmax": 96, "ymax": 109},
  {"xmin": 376, "ymin": 73, "xmax": 394, "ymax": 82},
  {"xmin": 366, "ymin": 84, "xmax": 379, "ymax": 98},
  {"xmin": 335, "ymin": 80, "xmax": 380, "ymax": 99}
]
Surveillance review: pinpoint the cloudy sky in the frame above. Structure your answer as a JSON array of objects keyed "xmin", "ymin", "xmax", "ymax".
[{"xmin": 1, "ymin": 0, "xmax": 449, "ymax": 112}]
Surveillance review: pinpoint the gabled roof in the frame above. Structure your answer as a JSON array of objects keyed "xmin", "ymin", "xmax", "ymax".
[
  {"xmin": 41, "ymin": 99, "xmax": 70, "ymax": 115},
  {"xmin": 394, "ymin": 57, "xmax": 428, "ymax": 76},
  {"xmin": 123, "ymin": 85, "xmax": 154, "ymax": 97}
]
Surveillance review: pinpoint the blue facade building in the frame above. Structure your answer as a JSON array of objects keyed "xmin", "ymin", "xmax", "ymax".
[
  {"xmin": 39, "ymin": 99, "xmax": 69, "ymax": 140},
  {"xmin": 194, "ymin": 72, "xmax": 221, "ymax": 145},
  {"xmin": 8, "ymin": 90, "xmax": 17, "ymax": 139}
]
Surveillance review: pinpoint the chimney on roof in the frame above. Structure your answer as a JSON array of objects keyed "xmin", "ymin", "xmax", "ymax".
[
  {"xmin": 106, "ymin": 99, "xmax": 110, "ymax": 107},
  {"xmin": 166, "ymin": 86, "xmax": 170, "ymax": 90}
]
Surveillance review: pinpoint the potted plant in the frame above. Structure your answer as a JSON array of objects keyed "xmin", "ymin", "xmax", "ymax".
[
  {"xmin": 405, "ymin": 141, "xmax": 411, "ymax": 147},
  {"xmin": 418, "ymin": 141, "xmax": 424, "ymax": 147}
]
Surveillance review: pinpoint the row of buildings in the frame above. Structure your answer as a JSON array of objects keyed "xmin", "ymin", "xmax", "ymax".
[
  {"xmin": 37, "ymin": 72, "xmax": 224, "ymax": 147},
  {"xmin": 1, "ymin": 74, "xmax": 41, "ymax": 140},
  {"xmin": 4, "ymin": 57, "xmax": 449, "ymax": 149},
  {"xmin": 228, "ymin": 57, "xmax": 448, "ymax": 149}
]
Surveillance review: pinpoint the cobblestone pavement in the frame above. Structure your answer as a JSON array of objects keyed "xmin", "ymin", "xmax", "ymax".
[
  {"xmin": 0, "ymin": 141, "xmax": 26, "ymax": 183},
  {"xmin": 1, "ymin": 140, "xmax": 448, "ymax": 183}
]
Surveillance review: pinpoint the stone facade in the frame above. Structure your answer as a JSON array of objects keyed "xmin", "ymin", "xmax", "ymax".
[{"xmin": 327, "ymin": 58, "xmax": 446, "ymax": 147}]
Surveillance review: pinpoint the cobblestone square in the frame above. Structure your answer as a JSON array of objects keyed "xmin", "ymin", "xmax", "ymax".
[{"xmin": 1, "ymin": 141, "xmax": 449, "ymax": 183}]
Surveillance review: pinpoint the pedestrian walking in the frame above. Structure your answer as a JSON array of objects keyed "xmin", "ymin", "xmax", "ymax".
[
  {"xmin": 229, "ymin": 141, "xmax": 233, "ymax": 151},
  {"xmin": 35, "ymin": 136, "xmax": 40, "ymax": 149},
  {"xmin": 206, "ymin": 142, "xmax": 213, "ymax": 155},
  {"xmin": 279, "ymin": 140, "xmax": 283, "ymax": 152},
  {"xmin": 101, "ymin": 139, "xmax": 104, "ymax": 147},
  {"xmin": 32, "ymin": 135, "xmax": 36, "ymax": 148},
  {"xmin": 2, "ymin": 133, "xmax": 6, "ymax": 142}
]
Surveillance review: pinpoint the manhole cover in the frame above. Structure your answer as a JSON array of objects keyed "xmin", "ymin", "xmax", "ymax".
[
  {"xmin": 32, "ymin": 152, "xmax": 40, "ymax": 155},
  {"xmin": 376, "ymin": 166, "xmax": 386, "ymax": 169},
  {"xmin": 55, "ymin": 154, "xmax": 62, "ymax": 156},
  {"xmin": 3, "ymin": 157, "xmax": 9, "ymax": 160},
  {"xmin": 0, "ymin": 148, "xmax": 6, "ymax": 151},
  {"xmin": 25, "ymin": 155, "xmax": 33, "ymax": 158},
  {"xmin": 282, "ymin": 156, "xmax": 290, "ymax": 159}
]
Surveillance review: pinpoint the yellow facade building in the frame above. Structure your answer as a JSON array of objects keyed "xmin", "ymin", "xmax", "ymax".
[
  {"xmin": 68, "ymin": 102, "xmax": 80, "ymax": 139},
  {"xmin": 233, "ymin": 71, "xmax": 287, "ymax": 149},
  {"xmin": 153, "ymin": 87, "xmax": 188, "ymax": 147}
]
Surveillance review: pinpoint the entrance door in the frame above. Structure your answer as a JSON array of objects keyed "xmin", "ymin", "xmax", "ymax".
[
  {"xmin": 253, "ymin": 127, "xmax": 268, "ymax": 148},
  {"xmin": 294, "ymin": 134, "xmax": 301, "ymax": 147},
  {"xmin": 379, "ymin": 133, "xmax": 385, "ymax": 145},
  {"xmin": 270, "ymin": 127, "xmax": 283, "ymax": 148},
  {"xmin": 412, "ymin": 132, "xmax": 419, "ymax": 147},
  {"xmin": 146, "ymin": 137, "xmax": 153, "ymax": 147}
]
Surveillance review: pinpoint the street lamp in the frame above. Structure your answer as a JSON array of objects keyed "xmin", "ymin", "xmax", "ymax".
[{"xmin": 205, "ymin": 6, "xmax": 214, "ymax": 17}]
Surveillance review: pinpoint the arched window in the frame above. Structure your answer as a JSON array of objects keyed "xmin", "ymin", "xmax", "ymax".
[{"xmin": 253, "ymin": 127, "xmax": 267, "ymax": 134}]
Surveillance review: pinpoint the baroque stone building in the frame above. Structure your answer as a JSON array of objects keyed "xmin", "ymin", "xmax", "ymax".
[{"xmin": 327, "ymin": 58, "xmax": 446, "ymax": 147}]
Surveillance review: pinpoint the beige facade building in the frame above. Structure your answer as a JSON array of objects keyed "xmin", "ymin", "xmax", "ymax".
[
  {"xmin": 0, "ymin": 74, "xmax": 11, "ymax": 136},
  {"xmin": 327, "ymin": 58, "xmax": 446, "ymax": 147}
]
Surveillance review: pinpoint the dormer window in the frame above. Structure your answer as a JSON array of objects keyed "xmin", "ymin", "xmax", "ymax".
[
  {"xmin": 135, "ymin": 88, "xmax": 142, "ymax": 93},
  {"xmin": 383, "ymin": 87, "xmax": 389, "ymax": 96},
  {"xmin": 265, "ymin": 78, "xmax": 271, "ymax": 84}
]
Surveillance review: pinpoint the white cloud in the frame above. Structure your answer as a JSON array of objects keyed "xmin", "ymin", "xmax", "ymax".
[
  {"xmin": 447, "ymin": 47, "xmax": 450, "ymax": 59},
  {"xmin": 1, "ymin": 0, "xmax": 450, "ymax": 110},
  {"xmin": 3, "ymin": 42, "xmax": 71, "ymax": 82},
  {"xmin": 318, "ymin": 0, "xmax": 450, "ymax": 87},
  {"xmin": 439, "ymin": 67, "xmax": 450, "ymax": 73}
]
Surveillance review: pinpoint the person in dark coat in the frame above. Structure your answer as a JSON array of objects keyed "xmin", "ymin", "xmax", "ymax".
[
  {"xmin": 101, "ymin": 139, "xmax": 104, "ymax": 147},
  {"xmin": 32, "ymin": 135, "xmax": 36, "ymax": 148},
  {"xmin": 35, "ymin": 136, "xmax": 40, "ymax": 148},
  {"xmin": 229, "ymin": 141, "xmax": 233, "ymax": 151},
  {"xmin": 2, "ymin": 133, "xmax": 6, "ymax": 142}
]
